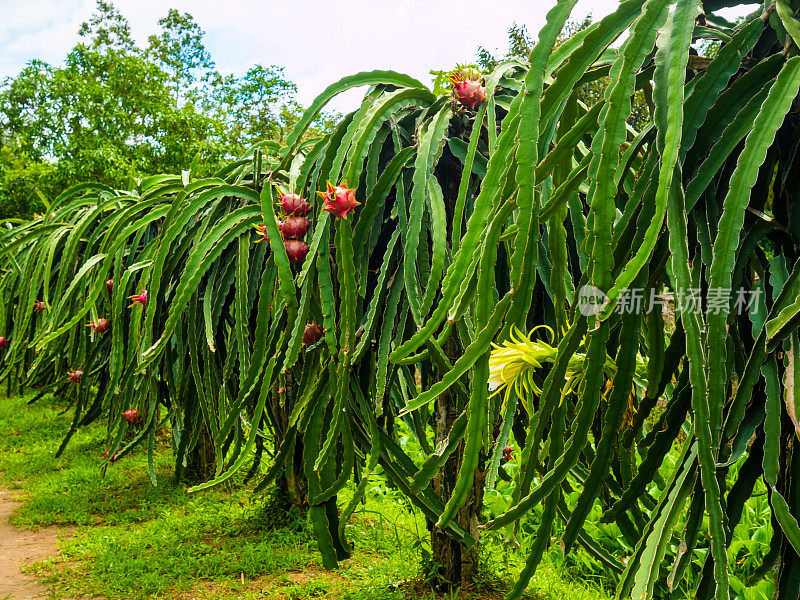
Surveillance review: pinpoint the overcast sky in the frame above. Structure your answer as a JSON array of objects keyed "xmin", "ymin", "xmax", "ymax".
[{"xmin": 0, "ymin": 1, "xmax": 759, "ymax": 113}]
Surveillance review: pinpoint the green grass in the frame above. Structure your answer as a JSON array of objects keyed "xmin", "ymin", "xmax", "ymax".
[{"xmin": 0, "ymin": 390, "xmax": 613, "ymax": 600}]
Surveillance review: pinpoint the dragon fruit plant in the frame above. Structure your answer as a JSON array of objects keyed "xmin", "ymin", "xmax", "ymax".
[{"xmin": 5, "ymin": 3, "xmax": 800, "ymax": 596}]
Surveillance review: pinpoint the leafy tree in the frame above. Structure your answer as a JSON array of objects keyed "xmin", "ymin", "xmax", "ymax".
[
  {"xmin": 145, "ymin": 9, "xmax": 214, "ymax": 103},
  {"xmin": 0, "ymin": 1, "xmax": 325, "ymax": 216},
  {"xmin": 77, "ymin": 0, "xmax": 135, "ymax": 51}
]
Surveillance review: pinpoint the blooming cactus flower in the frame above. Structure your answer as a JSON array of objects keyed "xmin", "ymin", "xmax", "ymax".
[
  {"xmin": 279, "ymin": 193, "xmax": 312, "ymax": 217},
  {"xmin": 34, "ymin": 301, "xmax": 46, "ymax": 314},
  {"xmin": 87, "ymin": 318, "xmax": 111, "ymax": 334},
  {"xmin": 284, "ymin": 239, "xmax": 309, "ymax": 264},
  {"xmin": 279, "ymin": 216, "xmax": 311, "ymax": 239},
  {"xmin": 319, "ymin": 182, "xmax": 359, "ymax": 219},
  {"xmin": 68, "ymin": 369, "xmax": 83, "ymax": 384},
  {"xmin": 303, "ymin": 323, "xmax": 324, "ymax": 346},
  {"xmin": 123, "ymin": 407, "xmax": 142, "ymax": 425},
  {"xmin": 128, "ymin": 289, "xmax": 147, "ymax": 308},
  {"xmin": 450, "ymin": 72, "xmax": 486, "ymax": 110}
]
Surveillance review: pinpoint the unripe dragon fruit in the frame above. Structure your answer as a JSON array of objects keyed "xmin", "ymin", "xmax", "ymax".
[
  {"xmin": 280, "ymin": 193, "xmax": 311, "ymax": 217},
  {"xmin": 319, "ymin": 182, "xmax": 359, "ymax": 219},
  {"xmin": 34, "ymin": 301, "xmax": 45, "ymax": 314},
  {"xmin": 123, "ymin": 407, "xmax": 142, "ymax": 425},
  {"xmin": 0, "ymin": 336, "xmax": 7, "ymax": 349},
  {"xmin": 450, "ymin": 71, "xmax": 486, "ymax": 110},
  {"xmin": 284, "ymin": 239, "xmax": 309, "ymax": 264},
  {"xmin": 303, "ymin": 322, "xmax": 324, "ymax": 346},
  {"xmin": 279, "ymin": 216, "xmax": 311, "ymax": 239},
  {"xmin": 128, "ymin": 289, "xmax": 147, "ymax": 308},
  {"xmin": 68, "ymin": 369, "xmax": 83, "ymax": 384},
  {"xmin": 87, "ymin": 318, "xmax": 111, "ymax": 334},
  {"xmin": 105, "ymin": 278, "xmax": 114, "ymax": 295}
]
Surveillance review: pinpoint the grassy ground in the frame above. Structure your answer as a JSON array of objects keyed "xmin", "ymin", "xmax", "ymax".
[{"xmin": 0, "ymin": 390, "xmax": 612, "ymax": 600}]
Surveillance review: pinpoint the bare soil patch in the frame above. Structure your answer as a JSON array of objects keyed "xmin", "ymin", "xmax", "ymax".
[{"xmin": 0, "ymin": 489, "xmax": 72, "ymax": 599}]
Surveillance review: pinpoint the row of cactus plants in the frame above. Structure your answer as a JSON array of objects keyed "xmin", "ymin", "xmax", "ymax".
[{"xmin": 4, "ymin": 0, "xmax": 800, "ymax": 597}]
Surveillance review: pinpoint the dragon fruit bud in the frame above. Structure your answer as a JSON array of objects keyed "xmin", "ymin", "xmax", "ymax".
[
  {"xmin": 105, "ymin": 278, "xmax": 114, "ymax": 294},
  {"xmin": 87, "ymin": 318, "xmax": 111, "ymax": 334},
  {"xmin": 279, "ymin": 193, "xmax": 311, "ymax": 217},
  {"xmin": 34, "ymin": 301, "xmax": 46, "ymax": 314},
  {"xmin": 319, "ymin": 182, "xmax": 359, "ymax": 219},
  {"xmin": 0, "ymin": 336, "xmax": 7, "ymax": 349},
  {"xmin": 284, "ymin": 239, "xmax": 309, "ymax": 264},
  {"xmin": 128, "ymin": 289, "xmax": 147, "ymax": 308},
  {"xmin": 278, "ymin": 387, "xmax": 286, "ymax": 394},
  {"xmin": 303, "ymin": 323, "xmax": 324, "ymax": 346},
  {"xmin": 68, "ymin": 369, "xmax": 83, "ymax": 384},
  {"xmin": 123, "ymin": 407, "xmax": 142, "ymax": 425},
  {"xmin": 450, "ymin": 73, "xmax": 486, "ymax": 110},
  {"xmin": 279, "ymin": 216, "xmax": 311, "ymax": 239}
]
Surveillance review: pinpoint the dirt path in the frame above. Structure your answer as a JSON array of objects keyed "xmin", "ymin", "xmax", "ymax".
[{"xmin": 0, "ymin": 489, "xmax": 70, "ymax": 599}]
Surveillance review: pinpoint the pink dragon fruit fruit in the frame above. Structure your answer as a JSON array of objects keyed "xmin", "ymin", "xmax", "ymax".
[
  {"xmin": 101, "ymin": 449, "xmax": 119, "ymax": 463},
  {"xmin": 302, "ymin": 323, "xmax": 324, "ymax": 346},
  {"xmin": 284, "ymin": 239, "xmax": 309, "ymax": 264},
  {"xmin": 68, "ymin": 369, "xmax": 83, "ymax": 384},
  {"xmin": 319, "ymin": 182, "xmax": 359, "ymax": 219},
  {"xmin": 34, "ymin": 301, "xmax": 46, "ymax": 314},
  {"xmin": 279, "ymin": 216, "xmax": 311, "ymax": 239},
  {"xmin": 0, "ymin": 336, "xmax": 8, "ymax": 349},
  {"xmin": 123, "ymin": 407, "xmax": 142, "ymax": 425},
  {"xmin": 128, "ymin": 289, "xmax": 147, "ymax": 308},
  {"xmin": 87, "ymin": 318, "xmax": 111, "ymax": 334},
  {"xmin": 279, "ymin": 193, "xmax": 311, "ymax": 217},
  {"xmin": 450, "ymin": 72, "xmax": 486, "ymax": 110}
]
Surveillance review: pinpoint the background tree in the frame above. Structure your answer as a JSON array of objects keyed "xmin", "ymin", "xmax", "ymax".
[
  {"xmin": 145, "ymin": 9, "xmax": 214, "ymax": 104},
  {"xmin": 0, "ymin": 0, "xmax": 332, "ymax": 219}
]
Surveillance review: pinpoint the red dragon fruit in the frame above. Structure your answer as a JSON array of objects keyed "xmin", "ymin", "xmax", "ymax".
[
  {"xmin": 0, "ymin": 336, "xmax": 7, "ymax": 349},
  {"xmin": 319, "ymin": 182, "xmax": 359, "ymax": 219},
  {"xmin": 105, "ymin": 278, "xmax": 114, "ymax": 295},
  {"xmin": 279, "ymin": 216, "xmax": 311, "ymax": 239},
  {"xmin": 34, "ymin": 301, "xmax": 46, "ymax": 314},
  {"xmin": 68, "ymin": 369, "xmax": 83, "ymax": 384},
  {"xmin": 123, "ymin": 407, "xmax": 142, "ymax": 425},
  {"xmin": 279, "ymin": 192, "xmax": 311, "ymax": 217},
  {"xmin": 87, "ymin": 318, "xmax": 111, "ymax": 334},
  {"xmin": 284, "ymin": 239, "xmax": 309, "ymax": 264},
  {"xmin": 450, "ymin": 72, "xmax": 486, "ymax": 110},
  {"xmin": 101, "ymin": 449, "xmax": 119, "ymax": 463},
  {"xmin": 303, "ymin": 323, "xmax": 324, "ymax": 346},
  {"xmin": 502, "ymin": 444, "xmax": 514, "ymax": 463},
  {"xmin": 128, "ymin": 289, "xmax": 147, "ymax": 308}
]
